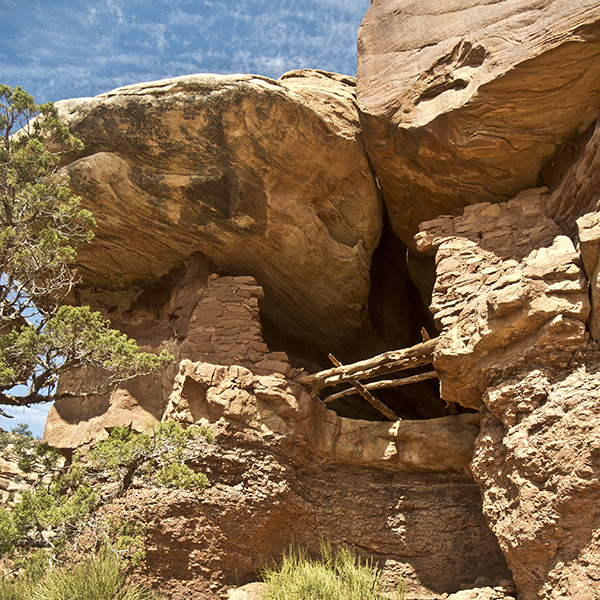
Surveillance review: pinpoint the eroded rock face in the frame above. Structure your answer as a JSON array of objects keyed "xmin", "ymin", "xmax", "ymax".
[
  {"xmin": 545, "ymin": 118, "xmax": 600, "ymax": 341},
  {"xmin": 357, "ymin": 0, "xmax": 600, "ymax": 248},
  {"xmin": 103, "ymin": 422, "xmax": 508, "ymax": 600},
  {"xmin": 44, "ymin": 269, "xmax": 291, "ymax": 449},
  {"xmin": 44, "ymin": 262, "xmax": 509, "ymax": 598},
  {"xmin": 472, "ymin": 365, "xmax": 600, "ymax": 600},
  {"xmin": 416, "ymin": 188, "xmax": 589, "ymax": 409},
  {"xmin": 418, "ymin": 188, "xmax": 600, "ymax": 599},
  {"xmin": 546, "ymin": 120, "xmax": 600, "ymax": 239},
  {"xmin": 165, "ymin": 359, "xmax": 479, "ymax": 475},
  {"xmin": 56, "ymin": 69, "xmax": 382, "ymax": 353}
]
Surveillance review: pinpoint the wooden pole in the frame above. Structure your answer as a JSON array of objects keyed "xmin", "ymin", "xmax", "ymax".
[
  {"xmin": 323, "ymin": 370, "xmax": 438, "ymax": 404},
  {"xmin": 295, "ymin": 338, "xmax": 437, "ymax": 392},
  {"xmin": 328, "ymin": 354, "xmax": 400, "ymax": 422}
]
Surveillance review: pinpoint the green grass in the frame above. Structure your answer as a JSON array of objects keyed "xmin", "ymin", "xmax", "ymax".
[
  {"xmin": 0, "ymin": 578, "xmax": 28, "ymax": 600},
  {"xmin": 262, "ymin": 540, "xmax": 405, "ymax": 600},
  {"xmin": 0, "ymin": 550, "xmax": 159, "ymax": 600}
]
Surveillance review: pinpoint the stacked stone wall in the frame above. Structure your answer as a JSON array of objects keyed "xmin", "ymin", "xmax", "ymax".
[{"xmin": 180, "ymin": 274, "xmax": 290, "ymax": 377}]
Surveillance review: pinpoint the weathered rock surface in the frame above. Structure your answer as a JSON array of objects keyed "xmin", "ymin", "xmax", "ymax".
[
  {"xmin": 546, "ymin": 119, "xmax": 600, "ymax": 239},
  {"xmin": 55, "ymin": 69, "xmax": 382, "ymax": 353},
  {"xmin": 103, "ymin": 422, "xmax": 508, "ymax": 600},
  {"xmin": 44, "ymin": 264, "xmax": 508, "ymax": 598},
  {"xmin": 418, "ymin": 188, "xmax": 600, "ymax": 599},
  {"xmin": 164, "ymin": 359, "xmax": 479, "ymax": 475},
  {"xmin": 544, "ymin": 118, "xmax": 600, "ymax": 342},
  {"xmin": 446, "ymin": 588, "xmax": 516, "ymax": 600},
  {"xmin": 357, "ymin": 0, "xmax": 600, "ymax": 247},
  {"xmin": 472, "ymin": 364, "xmax": 600, "ymax": 600},
  {"xmin": 416, "ymin": 188, "xmax": 589, "ymax": 409},
  {"xmin": 44, "ymin": 268, "xmax": 295, "ymax": 448}
]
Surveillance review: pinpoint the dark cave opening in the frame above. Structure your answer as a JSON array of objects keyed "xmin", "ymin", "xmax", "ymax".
[{"xmin": 261, "ymin": 209, "xmax": 457, "ymax": 422}]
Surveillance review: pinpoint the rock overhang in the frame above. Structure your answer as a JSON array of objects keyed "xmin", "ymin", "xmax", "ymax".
[
  {"xmin": 55, "ymin": 69, "xmax": 383, "ymax": 356},
  {"xmin": 357, "ymin": 0, "xmax": 600, "ymax": 249}
]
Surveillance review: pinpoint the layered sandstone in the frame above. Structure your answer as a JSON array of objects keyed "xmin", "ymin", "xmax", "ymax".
[
  {"xmin": 164, "ymin": 359, "xmax": 479, "ymax": 475},
  {"xmin": 44, "ymin": 266, "xmax": 509, "ymax": 599},
  {"xmin": 55, "ymin": 69, "xmax": 382, "ymax": 354},
  {"xmin": 418, "ymin": 189, "xmax": 600, "ymax": 599},
  {"xmin": 35, "ymin": 2, "xmax": 600, "ymax": 596},
  {"xmin": 357, "ymin": 0, "xmax": 600, "ymax": 248},
  {"xmin": 415, "ymin": 188, "xmax": 589, "ymax": 409}
]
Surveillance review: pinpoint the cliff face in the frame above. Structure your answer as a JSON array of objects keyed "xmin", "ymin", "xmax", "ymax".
[
  {"xmin": 357, "ymin": 0, "xmax": 600, "ymax": 250},
  {"xmin": 40, "ymin": 1, "xmax": 600, "ymax": 599}
]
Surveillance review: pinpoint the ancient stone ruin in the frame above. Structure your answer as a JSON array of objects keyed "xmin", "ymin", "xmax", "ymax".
[{"xmin": 39, "ymin": 1, "xmax": 600, "ymax": 599}]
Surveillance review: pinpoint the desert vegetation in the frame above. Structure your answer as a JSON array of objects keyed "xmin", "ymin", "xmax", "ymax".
[{"xmin": 0, "ymin": 421, "xmax": 212, "ymax": 598}]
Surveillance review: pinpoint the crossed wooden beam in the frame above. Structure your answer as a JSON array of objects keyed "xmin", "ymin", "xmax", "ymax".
[{"xmin": 294, "ymin": 338, "xmax": 439, "ymax": 421}]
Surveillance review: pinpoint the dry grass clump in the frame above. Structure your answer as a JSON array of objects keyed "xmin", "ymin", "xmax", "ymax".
[{"xmin": 262, "ymin": 540, "xmax": 405, "ymax": 600}]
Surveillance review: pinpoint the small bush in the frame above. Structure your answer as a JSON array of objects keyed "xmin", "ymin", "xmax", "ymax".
[
  {"xmin": 155, "ymin": 463, "xmax": 209, "ymax": 489},
  {"xmin": 262, "ymin": 540, "xmax": 405, "ymax": 600},
  {"xmin": 0, "ymin": 420, "xmax": 212, "ymax": 591},
  {"xmin": 0, "ymin": 550, "xmax": 159, "ymax": 600},
  {"xmin": 89, "ymin": 420, "xmax": 212, "ymax": 496}
]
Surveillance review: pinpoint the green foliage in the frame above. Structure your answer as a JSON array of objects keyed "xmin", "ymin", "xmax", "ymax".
[
  {"xmin": 0, "ymin": 483, "xmax": 100, "ymax": 555},
  {"xmin": 0, "ymin": 421, "xmax": 212, "ymax": 599},
  {"xmin": 262, "ymin": 540, "xmax": 406, "ymax": 600},
  {"xmin": 0, "ymin": 420, "xmax": 210, "ymax": 561},
  {"xmin": 2, "ymin": 305, "xmax": 173, "ymax": 400},
  {"xmin": 0, "ymin": 84, "xmax": 174, "ymax": 413},
  {"xmin": 0, "ymin": 85, "xmax": 90, "ymax": 323},
  {"xmin": 89, "ymin": 420, "xmax": 212, "ymax": 496},
  {"xmin": 1, "ymin": 425, "xmax": 59, "ymax": 474},
  {"xmin": 0, "ymin": 549, "xmax": 160, "ymax": 600},
  {"xmin": 106, "ymin": 517, "xmax": 147, "ymax": 567},
  {"xmin": 155, "ymin": 463, "xmax": 209, "ymax": 489}
]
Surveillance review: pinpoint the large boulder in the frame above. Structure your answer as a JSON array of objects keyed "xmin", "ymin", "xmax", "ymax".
[
  {"xmin": 357, "ymin": 0, "xmax": 600, "ymax": 248},
  {"xmin": 56, "ymin": 69, "xmax": 382, "ymax": 354}
]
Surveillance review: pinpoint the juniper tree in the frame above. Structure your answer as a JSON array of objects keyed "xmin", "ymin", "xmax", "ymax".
[{"xmin": 0, "ymin": 85, "xmax": 172, "ymax": 416}]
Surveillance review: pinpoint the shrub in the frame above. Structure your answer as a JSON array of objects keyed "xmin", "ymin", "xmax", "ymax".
[
  {"xmin": 0, "ymin": 549, "xmax": 159, "ymax": 600},
  {"xmin": 89, "ymin": 420, "xmax": 212, "ymax": 496},
  {"xmin": 262, "ymin": 540, "xmax": 405, "ymax": 600},
  {"xmin": 0, "ymin": 419, "xmax": 211, "ymax": 596},
  {"xmin": 155, "ymin": 462, "xmax": 209, "ymax": 489}
]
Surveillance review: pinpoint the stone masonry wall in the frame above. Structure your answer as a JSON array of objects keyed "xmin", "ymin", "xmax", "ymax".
[{"xmin": 180, "ymin": 274, "xmax": 290, "ymax": 376}]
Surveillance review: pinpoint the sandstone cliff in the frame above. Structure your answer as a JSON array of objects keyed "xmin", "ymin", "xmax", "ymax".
[
  {"xmin": 357, "ymin": 0, "xmax": 600, "ymax": 249},
  {"xmin": 37, "ymin": 1, "xmax": 600, "ymax": 599},
  {"xmin": 55, "ymin": 70, "xmax": 382, "ymax": 356}
]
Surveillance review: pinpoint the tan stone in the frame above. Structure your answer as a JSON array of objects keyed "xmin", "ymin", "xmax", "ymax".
[
  {"xmin": 472, "ymin": 364, "xmax": 600, "ymax": 600},
  {"xmin": 577, "ymin": 211, "xmax": 600, "ymax": 340},
  {"xmin": 357, "ymin": 0, "xmax": 600, "ymax": 248},
  {"xmin": 164, "ymin": 358, "xmax": 482, "ymax": 475},
  {"xmin": 44, "ymin": 372, "xmax": 170, "ymax": 449},
  {"xmin": 547, "ymin": 120, "xmax": 600, "ymax": 238},
  {"xmin": 418, "ymin": 185, "xmax": 600, "ymax": 599},
  {"xmin": 395, "ymin": 415, "xmax": 479, "ymax": 475},
  {"xmin": 228, "ymin": 582, "xmax": 266, "ymax": 600},
  {"xmin": 56, "ymin": 70, "xmax": 382, "ymax": 353},
  {"xmin": 418, "ymin": 192, "xmax": 590, "ymax": 409},
  {"xmin": 44, "ymin": 272, "xmax": 283, "ymax": 447}
]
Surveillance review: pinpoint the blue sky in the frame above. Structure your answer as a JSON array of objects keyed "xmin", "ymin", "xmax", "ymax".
[
  {"xmin": 1, "ymin": 0, "xmax": 368, "ymax": 104},
  {"xmin": 0, "ymin": 0, "xmax": 369, "ymax": 437}
]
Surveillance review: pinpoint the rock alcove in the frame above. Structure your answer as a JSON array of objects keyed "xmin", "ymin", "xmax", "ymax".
[{"xmin": 40, "ymin": 1, "xmax": 600, "ymax": 597}]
